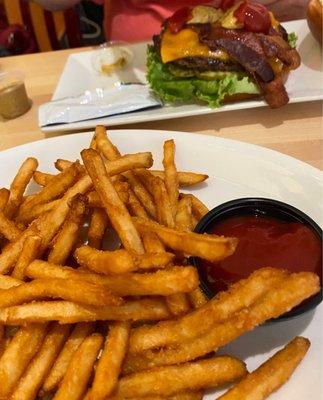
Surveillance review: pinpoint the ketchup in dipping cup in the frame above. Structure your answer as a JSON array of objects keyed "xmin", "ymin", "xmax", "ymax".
[{"xmin": 192, "ymin": 198, "xmax": 322, "ymax": 320}]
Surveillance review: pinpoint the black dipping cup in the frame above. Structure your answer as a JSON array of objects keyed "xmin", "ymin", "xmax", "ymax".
[{"xmin": 192, "ymin": 198, "xmax": 323, "ymax": 321}]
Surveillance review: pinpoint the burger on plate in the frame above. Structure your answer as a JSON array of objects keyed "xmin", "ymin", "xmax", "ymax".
[{"xmin": 147, "ymin": 1, "xmax": 301, "ymax": 108}]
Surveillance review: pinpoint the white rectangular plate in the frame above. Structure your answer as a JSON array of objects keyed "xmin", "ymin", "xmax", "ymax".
[{"xmin": 42, "ymin": 20, "xmax": 323, "ymax": 132}]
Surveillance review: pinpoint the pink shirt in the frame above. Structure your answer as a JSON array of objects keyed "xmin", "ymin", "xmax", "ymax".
[{"xmin": 102, "ymin": 0, "xmax": 218, "ymax": 43}]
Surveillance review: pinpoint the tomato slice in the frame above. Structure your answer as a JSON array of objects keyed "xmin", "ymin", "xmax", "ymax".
[
  {"xmin": 167, "ymin": 7, "xmax": 192, "ymax": 34},
  {"xmin": 234, "ymin": 2, "xmax": 271, "ymax": 33}
]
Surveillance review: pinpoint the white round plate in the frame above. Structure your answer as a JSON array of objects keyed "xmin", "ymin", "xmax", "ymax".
[{"xmin": 0, "ymin": 130, "xmax": 322, "ymax": 399}]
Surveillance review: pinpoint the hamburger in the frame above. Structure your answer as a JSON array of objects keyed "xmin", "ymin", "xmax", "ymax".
[{"xmin": 147, "ymin": 1, "xmax": 301, "ymax": 108}]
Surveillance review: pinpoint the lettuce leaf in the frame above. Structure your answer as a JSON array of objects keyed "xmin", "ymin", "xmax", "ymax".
[
  {"xmin": 146, "ymin": 46, "xmax": 259, "ymax": 108},
  {"xmin": 287, "ymin": 32, "xmax": 297, "ymax": 49}
]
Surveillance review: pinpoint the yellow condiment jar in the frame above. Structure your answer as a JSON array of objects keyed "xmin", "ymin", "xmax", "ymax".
[{"xmin": 0, "ymin": 71, "xmax": 31, "ymax": 120}]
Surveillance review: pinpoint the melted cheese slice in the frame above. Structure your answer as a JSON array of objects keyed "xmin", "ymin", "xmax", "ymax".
[{"xmin": 160, "ymin": 28, "xmax": 229, "ymax": 63}]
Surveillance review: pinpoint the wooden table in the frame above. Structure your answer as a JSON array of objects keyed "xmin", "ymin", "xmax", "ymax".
[{"xmin": 0, "ymin": 48, "xmax": 322, "ymax": 169}]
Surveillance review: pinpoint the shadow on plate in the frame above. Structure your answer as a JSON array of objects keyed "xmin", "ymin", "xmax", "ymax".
[{"xmin": 298, "ymin": 32, "xmax": 322, "ymax": 71}]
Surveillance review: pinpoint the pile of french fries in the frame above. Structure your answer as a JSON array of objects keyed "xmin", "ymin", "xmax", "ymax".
[{"xmin": 0, "ymin": 126, "xmax": 320, "ymax": 400}]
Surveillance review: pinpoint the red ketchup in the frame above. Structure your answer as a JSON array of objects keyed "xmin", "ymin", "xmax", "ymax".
[{"xmin": 201, "ymin": 215, "xmax": 322, "ymax": 293}]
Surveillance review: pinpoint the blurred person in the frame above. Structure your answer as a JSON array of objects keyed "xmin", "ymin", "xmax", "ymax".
[{"xmin": 31, "ymin": 0, "xmax": 309, "ymax": 43}]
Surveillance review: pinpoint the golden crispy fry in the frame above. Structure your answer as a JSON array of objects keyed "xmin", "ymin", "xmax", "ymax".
[
  {"xmin": 153, "ymin": 176, "xmax": 175, "ymax": 228},
  {"xmin": 82, "ymin": 149, "xmax": 144, "ymax": 254},
  {"xmin": 42, "ymin": 322, "xmax": 94, "ymax": 393},
  {"xmin": 53, "ymin": 333, "xmax": 103, "ymax": 400},
  {"xmin": 163, "ymin": 139, "xmax": 179, "ymax": 220},
  {"xmin": 75, "ymin": 245, "xmax": 174, "ymax": 274},
  {"xmin": 0, "ymin": 174, "xmax": 92, "ymax": 274},
  {"xmin": 89, "ymin": 392, "xmax": 204, "ymax": 400},
  {"xmin": 165, "ymin": 293, "xmax": 191, "ymax": 316},
  {"xmin": 95, "ymin": 125, "xmax": 121, "ymax": 160},
  {"xmin": 26, "ymin": 260, "xmax": 197, "ymax": 297},
  {"xmin": 182, "ymin": 194, "xmax": 209, "ymax": 221},
  {"xmin": 87, "ymin": 208, "xmax": 109, "ymax": 249},
  {"xmin": 142, "ymin": 231, "xmax": 165, "ymax": 253},
  {"xmin": 124, "ymin": 272, "xmax": 320, "ymax": 372},
  {"xmin": 11, "ymin": 323, "xmax": 71, "ymax": 400},
  {"xmin": 0, "ymin": 274, "xmax": 22, "ymax": 289},
  {"xmin": 5, "ymin": 157, "xmax": 38, "ymax": 219},
  {"xmin": 48, "ymin": 195, "xmax": 88, "ymax": 264},
  {"xmin": 0, "ymin": 278, "xmax": 122, "ymax": 308},
  {"xmin": 134, "ymin": 217, "xmax": 237, "ymax": 262},
  {"xmin": 0, "ymin": 298, "xmax": 171, "ymax": 325},
  {"xmin": 127, "ymin": 190, "xmax": 149, "ymax": 219},
  {"xmin": 0, "ymin": 210, "xmax": 22, "ymax": 241},
  {"xmin": 18, "ymin": 161, "xmax": 82, "ymax": 221},
  {"xmin": 175, "ymin": 196, "xmax": 193, "ymax": 232},
  {"xmin": 0, "ymin": 323, "xmax": 47, "ymax": 398},
  {"xmin": 217, "ymin": 337, "xmax": 310, "ymax": 400},
  {"xmin": 129, "ymin": 268, "xmax": 288, "ymax": 354},
  {"xmin": 0, "ymin": 325, "xmax": 5, "ymax": 358},
  {"xmin": 187, "ymin": 287, "xmax": 208, "ymax": 309},
  {"xmin": 90, "ymin": 322, "xmax": 130, "ymax": 400},
  {"xmin": 17, "ymin": 199, "xmax": 60, "ymax": 224},
  {"xmin": 124, "ymin": 171, "xmax": 157, "ymax": 219},
  {"xmin": 0, "ymin": 188, "xmax": 10, "ymax": 211},
  {"xmin": 33, "ymin": 171, "xmax": 53, "ymax": 186},
  {"xmin": 116, "ymin": 357, "xmax": 246, "ymax": 397},
  {"xmin": 151, "ymin": 170, "xmax": 208, "ymax": 187},
  {"xmin": 11, "ymin": 235, "xmax": 42, "ymax": 280},
  {"xmin": 87, "ymin": 182, "xmax": 130, "ymax": 208}
]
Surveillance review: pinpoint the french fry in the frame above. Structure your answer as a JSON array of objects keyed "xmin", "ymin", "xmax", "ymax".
[
  {"xmin": 217, "ymin": 337, "xmax": 310, "ymax": 400},
  {"xmin": 128, "ymin": 268, "xmax": 288, "ymax": 354},
  {"xmin": 0, "ymin": 274, "xmax": 21, "ymax": 289},
  {"xmin": 127, "ymin": 190, "xmax": 149, "ymax": 219},
  {"xmin": 111, "ymin": 392, "xmax": 204, "ymax": 400},
  {"xmin": 0, "ymin": 325, "xmax": 5, "ymax": 358},
  {"xmin": 17, "ymin": 161, "xmax": 82, "ymax": 221},
  {"xmin": 134, "ymin": 217, "xmax": 238, "ymax": 263},
  {"xmin": 0, "ymin": 174, "xmax": 92, "ymax": 274},
  {"xmin": 187, "ymin": 287, "xmax": 208, "ymax": 309},
  {"xmin": 90, "ymin": 322, "xmax": 130, "ymax": 400},
  {"xmin": 17, "ymin": 199, "xmax": 60, "ymax": 224},
  {"xmin": 11, "ymin": 235, "xmax": 42, "ymax": 280},
  {"xmin": 163, "ymin": 139, "xmax": 179, "ymax": 220},
  {"xmin": 33, "ymin": 171, "xmax": 53, "ymax": 186},
  {"xmin": 165, "ymin": 294, "xmax": 191, "ymax": 316},
  {"xmin": 153, "ymin": 176, "xmax": 175, "ymax": 228},
  {"xmin": 115, "ymin": 357, "xmax": 246, "ymax": 397},
  {"xmin": 75, "ymin": 245, "xmax": 174, "ymax": 274},
  {"xmin": 42, "ymin": 322, "xmax": 94, "ymax": 393},
  {"xmin": 0, "ymin": 188, "xmax": 10, "ymax": 211},
  {"xmin": 142, "ymin": 231, "xmax": 165, "ymax": 253},
  {"xmin": 53, "ymin": 333, "xmax": 103, "ymax": 400},
  {"xmin": 55, "ymin": 151, "xmax": 153, "ymax": 177},
  {"xmin": 0, "ymin": 323, "xmax": 47, "ymax": 398},
  {"xmin": 0, "ymin": 298, "xmax": 171, "ymax": 325},
  {"xmin": 87, "ymin": 181, "xmax": 130, "ymax": 207},
  {"xmin": 87, "ymin": 208, "xmax": 109, "ymax": 250},
  {"xmin": 123, "ymin": 272, "xmax": 320, "ymax": 373},
  {"xmin": 48, "ymin": 195, "xmax": 88, "ymax": 264},
  {"xmin": 82, "ymin": 149, "xmax": 144, "ymax": 254},
  {"xmin": 4, "ymin": 157, "xmax": 38, "ymax": 219},
  {"xmin": 0, "ymin": 210, "xmax": 23, "ymax": 241},
  {"xmin": 175, "ymin": 196, "xmax": 193, "ymax": 232},
  {"xmin": 95, "ymin": 125, "xmax": 121, "ymax": 160},
  {"xmin": 11, "ymin": 323, "xmax": 71, "ymax": 400},
  {"xmin": 0, "ymin": 278, "xmax": 122, "ymax": 308},
  {"xmin": 124, "ymin": 171, "xmax": 157, "ymax": 219},
  {"xmin": 182, "ymin": 194, "xmax": 209, "ymax": 221},
  {"xmin": 151, "ymin": 170, "xmax": 208, "ymax": 187},
  {"xmin": 26, "ymin": 260, "xmax": 197, "ymax": 297}
]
